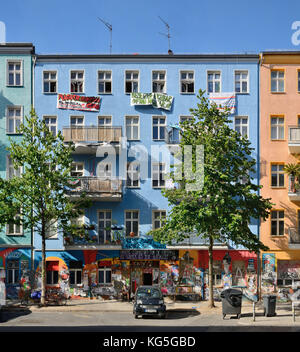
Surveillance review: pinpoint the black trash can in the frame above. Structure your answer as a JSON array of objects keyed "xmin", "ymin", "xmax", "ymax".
[
  {"xmin": 220, "ymin": 288, "xmax": 243, "ymax": 319},
  {"xmin": 263, "ymin": 295, "xmax": 277, "ymax": 317}
]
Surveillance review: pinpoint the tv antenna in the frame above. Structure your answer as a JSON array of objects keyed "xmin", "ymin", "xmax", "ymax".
[
  {"xmin": 158, "ymin": 16, "xmax": 171, "ymax": 52},
  {"xmin": 97, "ymin": 17, "xmax": 112, "ymax": 54}
]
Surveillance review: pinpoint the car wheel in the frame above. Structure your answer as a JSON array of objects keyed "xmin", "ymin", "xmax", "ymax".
[{"xmin": 134, "ymin": 314, "xmax": 139, "ymax": 319}]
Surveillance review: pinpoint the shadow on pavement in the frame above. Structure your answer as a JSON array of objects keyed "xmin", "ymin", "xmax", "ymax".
[
  {"xmin": 139, "ymin": 310, "xmax": 200, "ymax": 320},
  {"xmin": 0, "ymin": 308, "xmax": 32, "ymax": 323}
]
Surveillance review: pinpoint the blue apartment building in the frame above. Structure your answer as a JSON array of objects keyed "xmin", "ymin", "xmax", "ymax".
[
  {"xmin": 0, "ymin": 43, "xmax": 35, "ymax": 299},
  {"xmin": 29, "ymin": 53, "xmax": 260, "ymax": 299}
]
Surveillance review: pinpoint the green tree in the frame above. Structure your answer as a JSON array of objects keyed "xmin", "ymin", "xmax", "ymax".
[
  {"xmin": 0, "ymin": 109, "xmax": 91, "ymax": 305},
  {"xmin": 148, "ymin": 90, "xmax": 273, "ymax": 308}
]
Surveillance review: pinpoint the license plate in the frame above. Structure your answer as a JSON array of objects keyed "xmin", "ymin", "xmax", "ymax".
[{"xmin": 145, "ymin": 309, "xmax": 157, "ymax": 313}]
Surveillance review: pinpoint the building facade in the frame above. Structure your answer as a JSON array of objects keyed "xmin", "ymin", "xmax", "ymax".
[
  {"xmin": 0, "ymin": 43, "xmax": 35, "ymax": 299},
  {"xmin": 260, "ymin": 52, "xmax": 300, "ymax": 301}
]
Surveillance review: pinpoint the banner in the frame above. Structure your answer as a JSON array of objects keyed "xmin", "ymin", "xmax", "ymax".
[
  {"xmin": 57, "ymin": 94, "xmax": 100, "ymax": 112},
  {"xmin": 208, "ymin": 92, "xmax": 235, "ymax": 114},
  {"xmin": 131, "ymin": 92, "xmax": 174, "ymax": 111}
]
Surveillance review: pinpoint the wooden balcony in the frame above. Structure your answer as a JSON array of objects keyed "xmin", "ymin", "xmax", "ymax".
[
  {"xmin": 62, "ymin": 126, "xmax": 122, "ymax": 154},
  {"xmin": 66, "ymin": 177, "xmax": 123, "ymax": 201},
  {"xmin": 288, "ymin": 126, "xmax": 300, "ymax": 154}
]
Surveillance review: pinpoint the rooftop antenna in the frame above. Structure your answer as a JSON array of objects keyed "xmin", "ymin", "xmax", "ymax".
[
  {"xmin": 158, "ymin": 16, "xmax": 172, "ymax": 53},
  {"xmin": 97, "ymin": 17, "xmax": 112, "ymax": 54}
]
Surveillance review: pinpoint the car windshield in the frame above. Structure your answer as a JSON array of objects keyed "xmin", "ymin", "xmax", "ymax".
[{"xmin": 136, "ymin": 287, "xmax": 162, "ymax": 298}]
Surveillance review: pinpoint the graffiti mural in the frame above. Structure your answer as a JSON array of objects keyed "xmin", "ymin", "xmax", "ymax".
[{"xmin": 261, "ymin": 253, "xmax": 276, "ymax": 294}]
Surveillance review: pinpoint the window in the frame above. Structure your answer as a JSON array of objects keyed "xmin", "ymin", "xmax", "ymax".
[
  {"xmin": 125, "ymin": 210, "xmax": 139, "ymax": 236},
  {"xmin": 98, "ymin": 71, "xmax": 112, "ymax": 94},
  {"xmin": 98, "ymin": 162, "xmax": 112, "ymax": 178},
  {"xmin": 152, "ymin": 71, "xmax": 166, "ymax": 93},
  {"xmin": 234, "ymin": 116, "xmax": 248, "ymax": 138},
  {"xmin": 71, "ymin": 162, "xmax": 84, "ymax": 177},
  {"xmin": 271, "ymin": 70, "xmax": 284, "ymax": 92},
  {"xmin": 98, "ymin": 116, "xmax": 112, "ymax": 126},
  {"xmin": 152, "ymin": 116, "xmax": 166, "ymax": 140},
  {"xmin": 45, "ymin": 221, "xmax": 57, "ymax": 239},
  {"xmin": 125, "ymin": 70, "xmax": 139, "ymax": 93},
  {"xmin": 43, "ymin": 71, "xmax": 57, "ymax": 93},
  {"xmin": 7, "ymin": 212, "xmax": 22, "ymax": 236},
  {"xmin": 127, "ymin": 162, "xmax": 140, "ymax": 188},
  {"xmin": 207, "ymin": 71, "xmax": 221, "ymax": 93},
  {"xmin": 69, "ymin": 269, "xmax": 82, "ymax": 285},
  {"xmin": 271, "ymin": 210, "xmax": 284, "ymax": 236},
  {"xmin": 70, "ymin": 70, "xmax": 84, "ymax": 93},
  {"xmin": 125, "ymin": 116, "xmax": 139, "ymax": 140},
  {"xmin": 98, "ymin": 210, "xmax": 112, "ymax": 244},
  {"xmin": 271, "ymin": 164, "xmax": 285, "ymax": 187},
  {"xmin": 44, "ymin": 116, "xmax": 57, "ymax": 136},
  {"xmin": 7, "ymin": 61, "xmax": 22, "ymax": 86},
  {"xmin": 6, "ymin": 106, "xmax": 22, "ymax": 134},
  {"xmin": 235, "ymin": 71, "xmax": 248, "ymax": 93},
  {"xmin": 152, "ymin": 210, "xmax": 166, "ymax": 229},
  {"xmin": 271, "ymin": 116, "xmax": 284, "ymax": 140},
  {"xmin": 98, "ymin": 267, "xmax": 112, "ymax": 284},
  {"xmin": 70, "ymin": 116, "xmax": 84, "ymax": 126},
  {"xmin": 46, "ymin": 261, "xmax": 59, "ymax": 285},
  {"xmin": 6, "ymin": 260, "xmax": 19, "ymax": 284},
  {"xmin": 6, "ymin": 155, "xmax": 21, "ymax": 179},
  {"xmin": 152, "ymin": 163, "xmax": 165, "ymax": 188},
  {"xmin": 180, "ymin": 71, "xmax": 194, "ymax": 93}
]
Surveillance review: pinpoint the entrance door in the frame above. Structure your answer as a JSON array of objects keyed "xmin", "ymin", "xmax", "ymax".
[{"xmin": 143, "ymin": 273, "xmax": 152, "ymax": 285}]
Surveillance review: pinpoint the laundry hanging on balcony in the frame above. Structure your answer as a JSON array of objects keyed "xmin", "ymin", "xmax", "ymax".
[
  {"xmin": 208, "ymin": 92, "xmax": 236, "ymax": 114},
  {"xmin": 130, "ymin": 92, "xmax": 174, "ymax": 111}
]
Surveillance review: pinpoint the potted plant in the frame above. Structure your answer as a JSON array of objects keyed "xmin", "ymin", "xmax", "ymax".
[{"xmin": 283, "ymin": 163, "xmax": 300, "ymax": 193}]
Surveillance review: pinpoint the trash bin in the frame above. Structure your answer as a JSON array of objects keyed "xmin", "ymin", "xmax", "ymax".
[
  {"xmin": 263, "ymin": 295, "xmax": 277, "ymax": 317},
  {"xmin": 220, "ymin": 288, "xmax": 243, "ymax": 319}
]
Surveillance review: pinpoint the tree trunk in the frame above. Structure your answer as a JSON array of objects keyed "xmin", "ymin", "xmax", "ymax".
[
  {"xmin": 40, "ymin": 234, "xmax": 46, "ymax": 306},
  {"xmin": 208, "ymin": 236, "xmax": 215, "ymax": 308}
]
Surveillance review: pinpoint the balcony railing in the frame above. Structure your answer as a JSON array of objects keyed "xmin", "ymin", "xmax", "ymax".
[
  {"xmin": 62, "ymin": 126, "xmax": 122, "ymax": 143},
  {"xmin": 288, "ymin": 126, "xmax": 300, "ymax": 153},
  {"xmin": 288, "ymin": 227, "xmax": 300, "ymax": 245},
  {"xmin": 66, "ymin": 177, "xmax": 123, "ymax": 201},
  {"xmin": 288, "ymin": 175, "xmax": 300, "ymax": 201}
]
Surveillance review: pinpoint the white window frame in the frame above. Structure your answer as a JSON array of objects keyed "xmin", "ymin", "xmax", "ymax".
[
  {"xmin": 70, "ymin": 115, "xmax": 84, "ymax": 126},
  {"xmin": 126, "ymin": 161, "xmax": 140, "ymax": 188},
  {"xmin": 125, "ymin": 210, "xmax": 139, "ymax": 237},
  {"xmin": 271, "ymin": 116, "xmax": 284, "ymax": 140},
  {"xmin": 6, "ymin": 106, "xmax": 23, "ymax": 134},
  {"xmin": 234, "ymin": 116, "xmax": 249, "ymax": 138},
  {"xmin": 98, "ymin": 267, "xmax": 112, "ymax": 285},
  {"xmin": 271, "ymin": 164, "xmax": 285, "ymax": 188},
  {"xmin": 7, "ymin": 60, "xmax": 23, "ymax": 86},
  {"xmin": 152, "ymin": 116, "xmax": 166, "ymax": 141},
  {"xmin": 46, "ymin": 269, "xmax": 59, "ymax": 285},
  {"xmin": 180, "ymin": 70, "xmax": 195, "ymax": 94},
  {"xmin": 125, "ymin": 116, "xmax": 140, "ymax": 140},
  {"xmin": 97, "ymin": 162, "xmax": 112, "ymax": 178},
  {"xmin": 271, "ymin": 70, "xmax": 285, "ymax": 93},
  {"xmin": 152, "ymin": 70, "xmax": 166, "ymax": 93},
  {"xmin": 207, "ymin": 70, "xmax": 221, "ymax": 93},
  {"xmin": 43, "ymin": 116, "xmax": 57, "ymax": 136},
  {"xmin": 125, "ymin": 70, "xmax": 139, "ymax": 94},
  {"xmin": 70, "ymin": 70, "xmax": 84, "ymax": 93},
  {"xmin": 152, "ymin": 210, "xmax": 166, "ymax": 229},
  {"xmin": 98, "ymin": 115, "xmax": 112, "ymax": 126},
  {"xmin": 98, "ymin": 210, "xmax": 112, "ymax": 244},
  {"xmin": 6, "ymin": 155, "xmax": 21, "ymax": 179},
  {"xmin": 43, "ymin": 71, "xmax": 57, "ymax": 94},
  {"xmin": 6, "ymin": 213, "xmax": 23, "ymax": 236},
  {"xmin": 152, "ymin": 162, "xmax": 166, "ymax": 188},
  {"xmin": 71, "ymin": 162, "xmax": 84, "ymax": 177},
  {"xmin": 69, "ymin": 269, "xmax": 83, "ymax": 285},
  {"xmin": 234, "ymin": 70, "xmax": 249, "ymax": 94},
  {"xmin": 98, "ymin": 70, "xmax": 112, "ymax": 94}
]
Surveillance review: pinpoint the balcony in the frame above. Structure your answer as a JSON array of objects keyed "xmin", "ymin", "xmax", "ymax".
[
  {"xmin": 288, "ymin": 176, "xmax": 300, "ymax": 201},
  {"xmin": 62, "ymin": 126, "xmax": 122, "ymax": 154},
  {"xmin": 288, "ymin": 227, "xmax": 300, "ymax": 249},
  {"xmin": 66, "ymin": 177, "xmax": 123, "ymax": 201},
  {"xmin": 288, "ymin": 126, "xmax": 300, "ymax": 154}
]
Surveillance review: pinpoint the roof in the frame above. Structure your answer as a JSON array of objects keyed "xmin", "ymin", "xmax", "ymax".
[{"xmin": 0, "ymin": 43, "xmax": 35, "ymax": 54}]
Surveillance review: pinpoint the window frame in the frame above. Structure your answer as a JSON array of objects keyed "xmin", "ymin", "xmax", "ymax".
[
  {"xmin": 6, "ymin": 60, "xmax": 23, "ymax": 87},
  {"xmin": 125, "ymin": 70, "xmax": 139, "ymax": 94},
  {"xmin": 71, "ymin": 162, "xmax": 84, "ymax": 177},
  {"xmin": 234, "ymin": 70, "xmax": 249, "ymax": 94},
  {"xmin": 152, "ymin": 210, "xmax": 166, "ymax": 230},
  {"xmin": 152, "ymin": 115, "xmax": 166, "ymax": 141},
  {"xmin": 270, "ymin": 115, "xmax": 285, "ymax": 141},
  {"xmin": 125, "ymin": 115, "xmax": 140, "ymax": 140},
  {"xmin": 43, "ymin": 70, "xmax": 57, "ymax": 94},
  {"xmin": 70, "ymin": 70, "xmax": 85, "ymax": 94},
  {"xmin": 69, "ymin": 269, "xmax": 83, "ymax": 286},
  {"xmin": 70, "ymin": 115, "xmax": 84, "ymax": 127},
  {"xmin": 98, "ymin": 70, "xmax": 112, "ymax": 94},
  {"xmin": 6, "ymin": 154, "xmax": 22, "ymax": 179},
  {"xmin": 180, "ymin": 70, "xmax": 195, "ymax": 94},
  {"xmin": 270, "ymin": 163, "xmax": 285, "ymax": 188},
  {"xmin": 43, "ymin": 115, "xmax": 57, "ymax": 136},
  {"xmin": 125, "ymin": 210, "xmax": 139, "ymax": 237},
  {"xmin": 6, "ymin": 260, "xmax": 19, "ymax": 284},
  {"xmin": 152, "ymin": 70, "xmax": 166, "ymax": 93},
  {"xmin": 234, "ymin": 116, "xmax": 249, "ymax": 138},
  {"xmin": 126, "ymin": 161, "xmax": 140, "ymax": 188},
  {"xmin": 6, "ymin": 212, "xmax": 23, "ymax": 236},
  {"xmin": 270, "ymin": 209, "xmax": 284, "ymax": 237},
  {"xmin": 207, "ymin": 70, "xmax": 221, "ymax": 93},
  {"xmin": 270, "ymin": 69, "xmax": 285, "ymax": 93},
  {"xmin": 6, "ymin": 105, "xmax": 23, "ymax": 134},
  {"xmin": 98, "ymin": 210, "xmax": 112, "ymax": 244},
  {"xmin": 152, "ymin": 162, "xmax": 166, "ymax": 188},
  {"xmin": 98, "ymin": 115, "xmax": 112, "ymax": 126},
  {"xmin": 98, "ymin": 267, "xmax": 112, "ymax": 285}
]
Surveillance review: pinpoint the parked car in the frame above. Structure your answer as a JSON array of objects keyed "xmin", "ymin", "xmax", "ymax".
[{"xmin": 133, "ymin": 285, "xmax": 166, "ymax": 319}]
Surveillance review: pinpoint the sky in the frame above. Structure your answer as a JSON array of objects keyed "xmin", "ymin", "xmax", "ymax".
[{"xmin": 1, "ymin": 0, "xmax": 300, "ymax": 55}]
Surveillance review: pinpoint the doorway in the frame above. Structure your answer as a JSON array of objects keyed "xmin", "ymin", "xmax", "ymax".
[{"xmin": 143, "ymin": 272, "xmax": 152, "ymax": 285}]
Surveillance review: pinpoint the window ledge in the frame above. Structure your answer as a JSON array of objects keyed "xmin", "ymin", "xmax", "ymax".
[{"xmin": 270, "ymin": 92, "xmax": 286, "ymax": 94}]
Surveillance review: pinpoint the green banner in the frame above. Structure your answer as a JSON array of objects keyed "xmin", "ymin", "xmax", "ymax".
[{"xmin": 131, "ymin": 93, "xmax": 173, "ymax": 111}]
